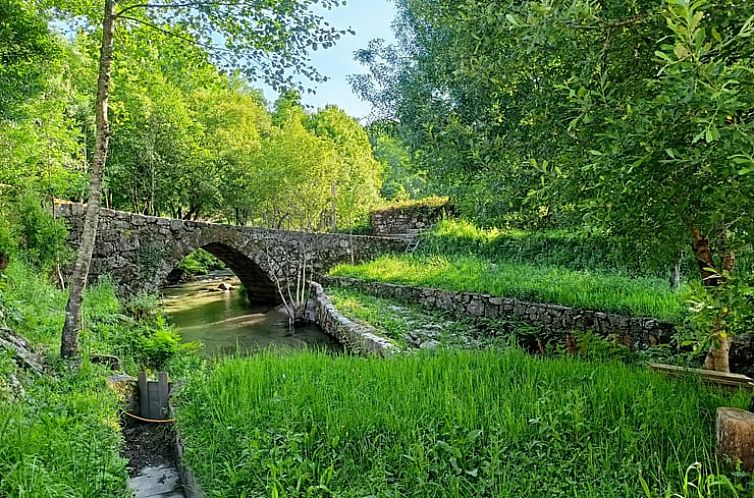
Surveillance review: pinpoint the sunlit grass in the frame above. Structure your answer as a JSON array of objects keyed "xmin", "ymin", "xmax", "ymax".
[
  {"xmin": 0, "ymin": 261, "xmax": 134, "ymax": 497},
  {"xmin": 331, "ymin": 254, "xmax": 684, "ymax": 322},
  {"xmin": 176, "ymin": 349, "xmax": 749, "ymax": 497},
  {"xmin": 422, "ymin": 219, "xmax": 690, "ymax": 277}
]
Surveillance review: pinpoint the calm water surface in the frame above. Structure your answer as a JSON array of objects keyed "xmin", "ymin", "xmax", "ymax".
[{"xmin": 161, "ymin": 275, "xmax": 341, "ymax": 356}]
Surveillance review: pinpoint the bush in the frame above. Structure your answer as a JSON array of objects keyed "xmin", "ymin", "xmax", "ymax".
[{"xmin": 0, "ymin": 190, "xmax": 70, "ymax": 271}]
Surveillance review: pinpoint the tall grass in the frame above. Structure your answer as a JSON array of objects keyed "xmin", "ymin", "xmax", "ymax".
[
  {"xmin": 331, "ymin": 254, "xmax": 684, "ymax": 321},
  {"xmin": 0, "ymin": 261, "xmax": 160, "ymax": 497},
  {"xmin": 0, "ymin": 364, "xmax": 129, "ymax": 498},
  {"xmin": 421, "ymin": 219, "xmax": 685, "ymax": 277},
  {"xmin": 176, "ymin": 350, "xmax": 750, "ymax": 497}
]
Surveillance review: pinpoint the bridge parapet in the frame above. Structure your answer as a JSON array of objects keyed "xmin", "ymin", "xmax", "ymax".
[{"xmin": 56, "ymin": 203, "xmax": 405, "ymax": 302}]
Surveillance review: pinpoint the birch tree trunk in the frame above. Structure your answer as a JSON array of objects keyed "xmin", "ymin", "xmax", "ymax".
[{"xmin": 60, "ymin": 0, "xmax": 116, "ymax": 358}]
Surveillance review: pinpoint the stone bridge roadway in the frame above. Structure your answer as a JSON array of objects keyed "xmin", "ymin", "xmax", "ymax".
[{"xmin": 56, "ymin": 203, "xmax": 405, "ymax": 303}]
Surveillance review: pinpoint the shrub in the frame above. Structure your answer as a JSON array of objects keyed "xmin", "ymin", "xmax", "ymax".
[{"xmin": 10, "ymin": 190, "xmax": 71, "ymax": 270}]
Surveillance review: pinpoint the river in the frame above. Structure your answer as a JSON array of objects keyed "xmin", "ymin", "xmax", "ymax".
[{"xmin": 160, "ymin": 274, "xmax": 341, "ymax": 356}]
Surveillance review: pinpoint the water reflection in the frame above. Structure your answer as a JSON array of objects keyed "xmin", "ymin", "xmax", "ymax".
[{"xmin": 161, "ymin": 275, "xmax": 341, "ymax": 356}]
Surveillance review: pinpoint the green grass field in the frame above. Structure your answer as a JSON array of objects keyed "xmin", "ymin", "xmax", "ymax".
[
  {"xmin": 175, "ymin": 350, "xmax": 749, "ymax": 497},
  {"xmin": 330, "ymin": 254, "xmax": 684, "ymax": 322}
]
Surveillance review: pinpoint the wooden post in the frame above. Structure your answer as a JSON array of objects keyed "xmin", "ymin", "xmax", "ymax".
[
  {"xmin": 138, "ymin": 372, "xmax": 149, "ymax": 418},
  {"xmin": 158, "ymin": 372, "xmax": 170, "ymax": 419},
  {"xmin": 716, "ymin": 407, "xmax": 754, "ymax": 471}
]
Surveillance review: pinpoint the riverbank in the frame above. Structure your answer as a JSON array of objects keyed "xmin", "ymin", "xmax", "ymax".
[{"xmin": 0, "ymin": 262, "xmax": 133, "ymax": 497}]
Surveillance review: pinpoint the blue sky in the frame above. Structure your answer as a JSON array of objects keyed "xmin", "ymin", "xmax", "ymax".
[{"xmin": 260, "ymin": 0, "xmax": 398, "ymax": 120}]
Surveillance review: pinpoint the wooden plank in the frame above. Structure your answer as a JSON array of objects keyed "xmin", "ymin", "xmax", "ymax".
[
  {"xmin": 158, "ymin": 372, "xmax": 170, "ymax": 420},
  {"xmin": 138, "ymin": 372, "xmax": 149, "ymax": 418},
  {"xmin": 146, "ymin": 384, "xmax": 157, "ymax": 419},
  {"xmin": 650, "ymin": 363, "xmax": 754, "ymax": 388}
]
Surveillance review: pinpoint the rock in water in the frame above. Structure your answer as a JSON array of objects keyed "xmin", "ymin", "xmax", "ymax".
[{"xmin": 217, "ymin": 282, "xmax": 233, "ymax": 292}]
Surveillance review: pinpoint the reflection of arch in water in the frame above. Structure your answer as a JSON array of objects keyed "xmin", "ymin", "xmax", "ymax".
[{"xmin": 160, "ymin": 240, "xmax": 280, "ymax": 304}]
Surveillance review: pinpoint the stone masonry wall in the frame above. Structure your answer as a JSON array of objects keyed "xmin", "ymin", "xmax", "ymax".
[
  {"xmin": 325, "ymin": 277, "xmax": 676, "ymax": 350},
  {"xmin": 370, "ymin": 201, "xmax": 455, "ymax": 236},
  {"xmin": 56, "ymin": 203, "xmax": 405, "ymax": 302},
  {"xmin": 311, "ymin": 282, "xmax": 397, "ymax": 357}
]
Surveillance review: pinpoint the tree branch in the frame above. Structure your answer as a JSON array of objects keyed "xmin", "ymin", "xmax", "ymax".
[
  {"xmin": 566, "ymin": 13, "xmax": 651, "ymax": 31},
  {"xmin": 115, "ymin": 1, "xmax": 259, "ymax": 18},
  {"xmin": 118, "ymin": 14, "xmax": 236, "ymax": 61}
]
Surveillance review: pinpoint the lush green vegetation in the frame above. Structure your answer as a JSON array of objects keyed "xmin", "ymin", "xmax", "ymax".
[
  {"xmin": 176, "ymin": 350, "xmax": 750, "ymax": 497},
  {"xmin": 0, "ymin": 195, "xmax": 199, "ymax": 497},
  {"xmin": 176, "ymin": 248, "xmax": 226, "ymax": 277},
  {"xmin": 423, "ymin": 220, "xmax": 688, "ymax": 278},
  {"xmin": 0, "ymin": 357, "xmax": 128, "ymax": 497},
  {"xmin": 354, "ymin": 0, "xmax": 754, "ymax": 367},
  {"xmin": 331, "ymin": 254, "xmax": 683, "ymax": 321},
  {"xmin": 373, "ymin": 195, "xmax": 451, "ymax": 214},
  {"xmin": 0, "ymin": 262, "xmax": 131, "ymax": 497},
  {"xmin": 1, "ymin": 0, "xmax": 383, "ymax": 231}
]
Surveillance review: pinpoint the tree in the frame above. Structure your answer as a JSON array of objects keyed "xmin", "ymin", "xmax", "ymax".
[
  {"xmin": 354, "ymin": 0, "xmax": 754, "ymax": 370},
  {"xmin": 56, "ymin": 0, "xmax": 352, "ymax": 358},
  {"xmin": 0, "ymin": 0, "xmax": 58, "ymax": 119}
]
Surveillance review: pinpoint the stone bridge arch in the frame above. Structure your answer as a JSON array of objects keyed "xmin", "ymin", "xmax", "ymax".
[
  {"xmin": 56, "ymin": 203, "xmax": 405, "ymax": 302},
  {"xmin": 160, "ymin": 239, "xmax": 281, "ymax": 303}
]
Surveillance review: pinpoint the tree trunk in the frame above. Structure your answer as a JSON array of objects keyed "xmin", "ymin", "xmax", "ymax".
[
  {"xmin": 0, "ymin": 251, "xmax": 9, "ymax": 274},
  {"xmin": 690, "ymin": 226, "xmax": 719, "ymax": 286},
  {"xmin": 716, "ymin": 407, "xmax": 754, "ymax": 471},
  {"xmin": 690, "ymin": 225, "xmax": 738, "ymax": 372},
  {"xmin": 704, "ymin": 333, "xmax": 732, "ymax": 372},
  {"xmin": 60, "ymin": 0, "xmax": 116, "ymax": 359},
  {"xmin": 669, "ymin": 253, "xmax": 682, "ymax": 290}
]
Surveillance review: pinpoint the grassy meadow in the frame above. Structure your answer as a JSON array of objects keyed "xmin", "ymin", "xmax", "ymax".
[
  {"xmin": 330, "ymin": 254, "xmax": 683, "ymax": 322},
  {"xmin": 175, "ymin": 349, "xmax": 750, "ymax": 498}
]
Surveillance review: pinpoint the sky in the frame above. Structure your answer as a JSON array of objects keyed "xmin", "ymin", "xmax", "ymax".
[{"xmin": 260, "ymin": 0, "xmax": 398, "ymax": 120}]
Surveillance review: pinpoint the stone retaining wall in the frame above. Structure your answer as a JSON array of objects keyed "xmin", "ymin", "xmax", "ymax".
[
  {"xmin": 311, "ymin": 282, "xmax": 397, "ymax": 357},
  {"xmin": 370, "ymin": 201, "xmax": 455, "ymax": 236},
  {"xmin": 325, "ymin": 277, "xmax": 676, "ymax": 350}
]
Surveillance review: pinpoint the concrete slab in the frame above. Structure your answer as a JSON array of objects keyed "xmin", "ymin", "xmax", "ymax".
[{"xmin": 130, "ymin": 464, "xmax": 185, "ymax": 498}]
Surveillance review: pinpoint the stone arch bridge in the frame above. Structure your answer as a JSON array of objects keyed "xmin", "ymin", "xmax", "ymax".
[{"xmin": 56, "ymin": 203, "xmax": 405, "ymax": 303}]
